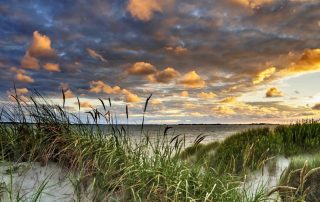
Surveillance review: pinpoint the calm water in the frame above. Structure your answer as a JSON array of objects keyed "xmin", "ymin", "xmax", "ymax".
[{"xmin": 116, "ymin": 124, "xmax": 277, "ymax": 146}]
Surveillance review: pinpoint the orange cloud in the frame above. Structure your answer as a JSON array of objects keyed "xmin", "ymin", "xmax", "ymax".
[
  {"xmin": 180, "ymin": 91, "xmax": 189, "ymax": 97},
  {"xmin": 212, "ymin": 106, "xmax": 236, "ymax": 116},
  {"xmin": 28, "ymin": 31, "xmax": 55, "ymax": 57},
  {"xmin": 279, "ymin": 49, "xmax": 320, "ymax": 76},
  {"xmin": 7, "ymin": 88, "xmax": 29, "ymax": 102},
  {"xmin": 252, "ymin": 67, "xmax": 276, "ymax": 85},
  {"xmin": 21, "ymin": 51, "xmax": 40, "ymax": 70},
  {"xmin": 266, "ymin": 87, "xmax": 283, "ymax": 98},
  {"xmin": 220, "ymin": 96, "xmax": 237, "ymax": 104},
  {"xmin": 60, "ymin": 83, "xmax": 74, "ymax": 98},
  {"xmin": 127, "ymin": 62, "xmax": 157, "ymax": 75},
  {"xmin": 44, "ymin": 63, "xmax": 60, "ymax": 72},
  {"xmin": 89, "ymin": 81, "xmax": 121, "ymax": 94},
  {"xmin": 11, "ymin": 67, "xmax": 34, "ymax": 83},
  {"xmin": 87, "ymin": 48, "xmax": 108, "ymax": 63},
  {"xmin": 122, "ymin": 89, "xmax": 141, "ymax": 102},
  {"xmin": 179, "ymin": 71, "xmax": 206, "ymax": 88},
  {"xmin": 150, "ymin": 99, "xmax": 162, "ymax": 105},
  {"xmin": 127, "ymin": 0, "xmax": 163, "ymax": 21},
  {"xmin": 232, "ymin": 0, "xmax": 276, "ymax": 8},
  {"xmin": 197, "ymin": 92, "xmax": 216, "ymax": 99},
  {"xmin": 77, "ymin": 101, "xmax": 93, "ymax": 108},
  {"xmin": 147, "ymin": 67, "xmax": 179, "ymax": 83},
  {"xmin": 89, "ymin": 80, "xmax": 141, "ymax": 103},
  {"xmin": 165, "ymin": 46, "xmax": 188, "ymax": 55}
]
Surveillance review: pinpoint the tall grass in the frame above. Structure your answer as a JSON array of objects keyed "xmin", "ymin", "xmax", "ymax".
[{"xmin": 0, "ymin": 91, "xmax": 255, "ymax": 201}]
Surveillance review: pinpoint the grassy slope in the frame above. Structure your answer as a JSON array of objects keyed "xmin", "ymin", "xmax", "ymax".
[
  {"xmin": 0, "ymin": 94, "xmax": 254, "ymax": 201},
  {"xmin": 1, "ymin": 93, "xmax": 320, "ymax": 201}
]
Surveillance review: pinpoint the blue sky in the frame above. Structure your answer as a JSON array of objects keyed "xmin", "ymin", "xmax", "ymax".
[{"xmin": 1, "ymin": 0, "xmax": 320, "ymax": 124}]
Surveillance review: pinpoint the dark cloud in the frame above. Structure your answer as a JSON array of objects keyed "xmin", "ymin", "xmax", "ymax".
[{"xmin": 0, "ymin": 0, "xmax": 319, "ymax": 122}]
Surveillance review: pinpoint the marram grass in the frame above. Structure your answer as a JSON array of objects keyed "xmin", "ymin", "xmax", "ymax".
[
  {"xmin": 0, "ymin": 92, "xmax": 257, "ymax": 202},
  {"xmin": 1, "ymin": 91, "xmax": 320, "ymax": 201}
]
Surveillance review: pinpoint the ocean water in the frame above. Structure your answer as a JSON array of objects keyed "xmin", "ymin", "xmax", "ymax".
[{"xmin": 112, "ymin": 124, "xmax": 277, "ymax": 146}]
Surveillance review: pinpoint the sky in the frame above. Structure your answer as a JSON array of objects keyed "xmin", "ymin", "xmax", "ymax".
[{"xmin": 1, "ymin": 0, "xmax": 320, "ymax": 124}]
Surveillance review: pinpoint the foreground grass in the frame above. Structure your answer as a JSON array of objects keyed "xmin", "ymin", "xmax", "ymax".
[
  {"xmin": 2, "ymin": 91, "xmax": 320, "ymax": 201},
  {"xmin": 0, "ymin": 93, "xmax": 265, "ymax": 201}
]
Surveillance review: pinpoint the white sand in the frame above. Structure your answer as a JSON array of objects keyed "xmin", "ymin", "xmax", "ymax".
[
  {"xmin": 0, "ymin": 162, "xmax": 78, "ymax": 202},
  {"xmin": 243, "ymin": 156, "xmax": 290, "ymax": 200}
]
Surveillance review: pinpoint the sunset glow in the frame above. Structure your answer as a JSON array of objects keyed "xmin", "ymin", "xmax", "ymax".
[{"xmin": 1, "ymin": 0, "xmax": 320, "ymax": 124}]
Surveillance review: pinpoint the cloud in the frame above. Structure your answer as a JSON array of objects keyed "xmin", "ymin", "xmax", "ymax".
[
  {"xmin": 16, "ymin": 73, "xmax": 34, "ymax": 83},
  {"xmin": 127, "ymin": 62, "xmax": 157, "ymax": 75},
  {"xmin": 180, "ymin": 91, "xmax": 189, "ymax": 97},
  {"xmin": 165, "ymin": 46, "xmax": 188, "ymax": 55},
  {"xmin": 179, "ymin": 71, "xmax": 206, "ymax": 88},
  {"xmin": 127, "ymin": 0, "xmax": 172, "ymax": 21},
  {"xmin": 266, "ymin": 87, "xmax": 283, "ymax": 97},
  {"xmin": 44, "ymin": 63, "xmax": 61, "ymax": 72},
  {"xmin": 252, "ymin": 67, "xmax": 276, "ymax": 84},
  {"xmin": 7, "ymin": 87, "xmax": 29, "ymax": 102},
  {"xmin": 87, "ymin": 48, "xmax": 108, "ymax": 63},
  {"xmin": 212, "ymin": 106, "xmax": 236, "ymax": 116},
  {"xmin": 122, "ymin": 89, "xmax": 141, "ymax": 102},
  {"xmin": 231, "ymin": 0, "xmax": 277, "ymax": 9},
  {"xmin": 10, "ymin": 67, "xmax": 34, "ymax": 83},
  {"xmin": 197, "ymin": 92, "xmax": 216, "ymax": 99},
  {"xmin": 21, "ymin": 51, "xmax": 40, "ymax": 70},
  {"xmin": 147, "ymin": 67, "xmax": 179, "ymax": 83},
  {"xmin": 77, "ymin": 101, "xmax": 93, "ymax": 108},
  {"xmin": 60, "ymin": 83, "xmax": 74, "ymax": 98},
  {"xmin": 220, "ymin": 96, "xmax": 238, "ymax": 104},
  {"xmin": 89, "ymin": 80, "xmax": 121, "ymax": 94},
  {"xmin": 28, "ymin": 31, "xmax": 55, "ymax": 57},
  {"xmin": 279, "ymin": 49, "xmax": 320, "ymax": 76},
  {"xmin": 89, "ymin": 80, "xmax": 141, "ymax": 102},
  {"xmin": 312, "ymin": 103, "xmax": 320, "ymax": 110},
  {"xmin": 151, "ymin": 99, "xmax": 162, "ymax": 105}
]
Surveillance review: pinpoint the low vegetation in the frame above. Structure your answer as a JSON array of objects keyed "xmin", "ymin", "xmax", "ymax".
[{"xmin": 1, "ymin": 90, "xmax": 320, "ymax": 201}]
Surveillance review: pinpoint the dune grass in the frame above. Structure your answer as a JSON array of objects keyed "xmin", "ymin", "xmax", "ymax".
[
  {"xmin": 181, "ymin": 121, "xmax": 320, "ymax": 174},
  {"xmin": 1, "ymin": 91, "xmax": 320, "ymax": 201},
  {"xmin": 0, "ymin": 92, "xmax": 265, "ymax": 201}
]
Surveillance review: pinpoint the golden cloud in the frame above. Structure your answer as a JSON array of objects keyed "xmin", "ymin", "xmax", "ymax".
[
  {"xmin": 127, "ymin": 62, "xmax": 157, "ymax": 75},
  {"xmin": 150, "ymin": 99, "xmax": 162, "ymax": 105},
  {"xmin": 232, "ymin": 0, "xmax": 276, "ymax": 8},
  {"xmin": 212, "ymin": 106, "xmax": 236, "ymax": 116},
  {"xmin": 7, "ymin": 88, "xmax": 29, "ymax": 102},
  {"xmin": 279, "ymin": 49, "xmax": 320, "ymax": 76},
  {"xmin": 127, "ymin": 0, "xmax": 163, "ymax": 21},
  {"xmin": 21, "ymin": 51, "xmax": 40, "ymax": 70},
  {"xmin": 220, "ymin": 96, "xmax": 237, "ymax": 104},
  {"xmin": 60, "ymin": 83, "xmax": 74, "ymax": 98},
  {"xmin": 89, "ymin": 80, "xmax": 141, "ymax": 103},
  {"xmin": 122, "ymin": 89, "xmax": 141, "ymax": 102},
  {"xmin": 180, "ymin": 91, "xmax": 189, "ymax": 97},
  {"xmin": 147, "ymin": 67, "xmax": 179, "ymax": 83},
  {"xmin": 77, "ymin": 101, "xmax": 93, "ymax": 109},
  {"xmin": 44, "ymin": 63, "xmax": 60, "ymax": 72},
  {"xmin": 252, "ymin": 67, "xmax": 276, "ymax": 85},
  {"xmin": 28, "ymin": 31, "xmax": 55, "ymax": 57},
  {"xmin": 87, "ymin": 48, "xmax": 108, "ymax": 63},
  {"xmin": 197, "ymin": 92, "xmax": 216, "ymax": 99},
  {"xmin": 266, "ymin": 87, "xmax": 283, "ymax": 97},
  {"xmin": 165, "ymin": 46, "xmax": 188, "ymax": 55},
  {"xmin": 179, "ymin": 71, "xmax": 206, "ymax": 88},
  {"xmin": 89, "ymin": 81, "xmax": 121, "ymax": 94},
  {"xmin": 11, "ymin": 67, "xmax": 34, "ymax": 83}
]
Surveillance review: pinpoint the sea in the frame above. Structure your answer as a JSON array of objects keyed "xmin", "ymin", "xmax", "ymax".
[{"xmin": 109, "ymin": 124, "xmax": 277, "ymax": 147}]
